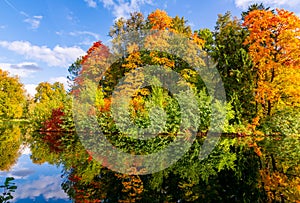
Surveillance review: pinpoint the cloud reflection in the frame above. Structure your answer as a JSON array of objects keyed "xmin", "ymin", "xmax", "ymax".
[{"xmin": 14, "ymin": 175, "xmax": 69, "ymax": 201}]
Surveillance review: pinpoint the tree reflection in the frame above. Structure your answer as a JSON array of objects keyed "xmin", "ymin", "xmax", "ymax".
[
  {"xmin": 28, "ymin": 130, "xmax": 300, "ymax": 202},
  {"xmin": 0, "ymin": 124, "xmax": 22, "ymax": 171},
  {"xmin": 58, "ymin": 138, "xmax": 263, "ymax": 202}
]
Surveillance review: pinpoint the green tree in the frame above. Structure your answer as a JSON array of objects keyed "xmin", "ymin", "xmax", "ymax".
[
  {"xmin": 210, "ymin": 12, "xmax": 255, "ymax": 123},
  {"xmin": 0, "ymin": 68, "xmax": 26, "ymax": 119},
  {"xmin": 30, "ymin": 81, "xmax": 67, "ymax": 129}
]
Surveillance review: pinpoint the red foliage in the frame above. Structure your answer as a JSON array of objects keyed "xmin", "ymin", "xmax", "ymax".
[
  {"xmin": 72, "ymin": 41, "xmax": 110, "ymax": 97},
  {"xmin": 41, "ymin": 108, "xmax": 65, "ymax": 132},
  {"xmin": 42, "ymin": 132, "xmax": 64, "ymax": 153},
  {"xmin": 81, "ymin": 41, "xmax": 109, "ymax": 64}
]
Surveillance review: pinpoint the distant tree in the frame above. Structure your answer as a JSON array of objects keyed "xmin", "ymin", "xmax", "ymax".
[
  {"xmin": 241, "ymin": 3, "xmax": 271, "ymax": 20},
  {"xmin": 0, "ymin": 68, "xmax": 26, "ymax": 119},
  {"xmin": 30, "ymin": 81, "xmax": 67, "ymax": 128},
  {"xmin": 67, "ymin": 57, "xmax": 82, "ymax": 91}
]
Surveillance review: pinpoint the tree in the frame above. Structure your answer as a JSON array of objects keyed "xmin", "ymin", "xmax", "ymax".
[
  {"xmin": 241, "ymin": 3, "xmax": 271, "ymax": 20},
  {"xmin": 30, "ymin": 81, "xmax": 67, "ymax": 129},
  {"xmin": 207, "ymin": 12, "xmax": 255, "ymax": 123},
  {"xmin": 243, "ymin": 9, "xmax": 300, "ymax": 116},
  {"xmin": 67, "ymin": 57, "xmax": 82, "ymax": 92},
  {"xmin": 147, "ymin": 9, "xmax": 173, "ymax": 31},
  {"xmin": 0, "ymin": 68, "xmax": 26, "ymax": 119},
  {"xmin": 171, "ymin": 16, "xmax": 192, "ymax": 36}
]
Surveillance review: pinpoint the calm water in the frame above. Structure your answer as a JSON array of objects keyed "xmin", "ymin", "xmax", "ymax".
[
  {"xmin": 0, "ymin": 147, "xmax": 70, "ymax": 202},
  {"xmin": 0, "ymin": 123, "xmax": 299, "ymax": 202},
  {"xmin": 0, "ymin": 124, "xmax": 71, "ymax": 202}
]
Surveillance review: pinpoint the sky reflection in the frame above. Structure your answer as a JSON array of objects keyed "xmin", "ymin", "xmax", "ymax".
[{"xmin": 0, "ymin": 147, "xmax": 71, "ymax": 202}]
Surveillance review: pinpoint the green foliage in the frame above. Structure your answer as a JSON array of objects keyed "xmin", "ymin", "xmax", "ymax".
[
  {"xmin": 30, "ymin": 82, "xmax": 67, "ymax": 130},
  {"xmin": 260, "ymin": 107, "xmax": 300, "ymax": 136},
  {"xmin": 0, "ymin": 177, "xmax": 17, "ymax": 203},
  {"xmin": 209, "ymin": 12, "xmax": 256, "ymax": 123}
]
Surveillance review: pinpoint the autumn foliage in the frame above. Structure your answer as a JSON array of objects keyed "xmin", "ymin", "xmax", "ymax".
[
  {"xmin": 40, "ymin": 108, "xmax": 65, "ymax": 132},
  {"xmin": 25, "ymin": 6, "xmax": 300, "ymax": 203},
  {"xmin": 244, "ymin": 9, "xmax": 300, "ymax": 116}
]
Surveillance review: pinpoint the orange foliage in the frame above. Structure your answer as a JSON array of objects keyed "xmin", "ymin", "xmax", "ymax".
[
  {"xmin": 98, "ymin": 98, "xmax": 111, "ymax": 112},
  {"xmin": 148, "ymin": 9, "xmax": 173, "ymax": 31},
  {"xmin": 115, "ymin": 173, "xmax": 144, "ymax": 203},
  {"xmin": 244, "ymin": 9, "xmax": 300, "ymax": 115}
]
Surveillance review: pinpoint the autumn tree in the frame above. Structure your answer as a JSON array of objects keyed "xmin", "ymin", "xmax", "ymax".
[
  {"xmin": 30, "ymin": 81, "xmax": 67, "ymax": 129},
  {"xmin": 244, "ymin": 9, "xmax": 300, "ymax": 116},
  {"xmin": 0, "ymin": 68, "xmax": 26, "ymax": 119}
]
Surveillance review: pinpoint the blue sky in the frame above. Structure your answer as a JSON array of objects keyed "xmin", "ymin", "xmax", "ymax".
[{"xmin": 0, "ymin": 0, "xmax": 300, "ymax": 96}]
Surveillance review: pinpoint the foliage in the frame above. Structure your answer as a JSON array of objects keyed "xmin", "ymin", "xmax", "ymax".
[
  {"xmin": 260, "ymin": 107, "xmax": 300, "ymax": 136},
  {"xmin": 0, "ymin": 177, "xmax": 17, "ymax": 203},
  {"xmin": 40, "ymin": 108, "xmax": 65, "ymax": 132},
  {"xmin": 0, "ymin": 68, "xmax": 26, "ymax": 119},
  {"xmin": 7, "ymin": 6, "xmax": 299, "ymax": 202},
  {"xmin": 244, "ymin": 8, "xmax": 300, "ymax": 116},
  {"xmin": 30, "ymin": 82, "xmax": 67, "ymax": 130},
  {"xmin": 209, "ymin": 12, "xmax": 255, "ymax": 124},
  {"xmin": 0, "ymin": 124, "xmax": 21, "ymax": 171}
]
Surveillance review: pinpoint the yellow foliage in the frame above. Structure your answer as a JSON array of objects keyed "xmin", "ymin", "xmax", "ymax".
[{"xmin": 244, "ymin": 9, "xmax": 300, "ymax": 115}]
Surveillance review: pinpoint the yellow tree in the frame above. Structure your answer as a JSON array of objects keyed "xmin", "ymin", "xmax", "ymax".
[
  {"xmin": 0, "ymin": 68, "xmax": 25, "ymax": 119},
  {"xmin": 244, "ymin": 9, "xmax": 300, "ymax": 116}
]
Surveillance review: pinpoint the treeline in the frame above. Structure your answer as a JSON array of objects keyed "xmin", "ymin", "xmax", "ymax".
[{"xmin": 1, "ymin": 4, "xmax": 298, "ymax": 135}]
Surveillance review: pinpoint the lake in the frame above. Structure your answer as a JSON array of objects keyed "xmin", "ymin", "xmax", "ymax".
[{"xmin": 0, "ymin": 123, "xmax": 299, "ymax": 202}]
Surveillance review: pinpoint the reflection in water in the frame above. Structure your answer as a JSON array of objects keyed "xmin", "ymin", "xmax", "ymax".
[
  {"xmin": 0, "ymin": 124, "xmax": 71, "ymax": 202},
  {"xmin": 0, "ymin": 177, "xmax": 17, "ymax": 203},
  {"xmin": 0, "ymin": 124, "xmax": 22, "ymax": 171},
  {"xmin": 10, "ymin": 169, "xmax": 35, "ymax": 177},
  {"xmin": 1, "ymin": 124, "xmax": 299, "ymax": 202},
  {"xmin": 34, "ymin": 130, "xmax": 263, "ymax": 202},
  {"xmin": 13, "ymin": 175, "xmax": 69, "ymax": 201}
]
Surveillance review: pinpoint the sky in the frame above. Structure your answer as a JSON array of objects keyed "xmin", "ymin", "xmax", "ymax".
[{"xmin": 1, "ymin": 0, "xmax": 300, "ymax": 96}]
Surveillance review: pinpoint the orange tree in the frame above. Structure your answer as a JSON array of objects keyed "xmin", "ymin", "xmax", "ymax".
[{"xmin": 244, "ymin": 9, "xmax": 300, "ymax": 117}]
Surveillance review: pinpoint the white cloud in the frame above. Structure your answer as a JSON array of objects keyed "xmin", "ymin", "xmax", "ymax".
[
  {"xmin": 235, "ymin": 0, "xmax": 300, "ymax": 9},
  {"xmin": 69, "ymin": 31, "xmax": 100, "ymax": 40},
  {"xmin": 24, "ymin": 77, "xmax": 69, "ymax": 97},
  {"xmin": 49, "ymin": 76, "xmax": 70, "ymax": 89},
  {"xmin": 99, "ymin": 0, "xmax": 153, "ymax": 19},
  {"xmin": 84, "ymin": 0, "xmax": 97, "ymax": 7},
  {"xmin": 0, "ymin": 62, "xmax": 41, "ymax": 78},
  {"xmin": 3, "ymin": 0, "xmax": 43, "ymax": 29},
  {"xmin": 19, "ymin": 11, "xmax": 43, "ymax": 29},
  {"xmin": 0, "ymin": 41, "xmax": 85, "ymax": 67},
  {"xmin": 14, "ymin": 175, "xmax": 69, "ymax": 201},
  {"xmin": 24, "ymin": 15, "xmax": 43, "ymax": 29},
  {"xmin": 24, "ymin": 84, "xmax": 37, "ymax": 97},
  {"xmin": 0, "ymin": 25, "xmax": 6, "ymax": 29}
]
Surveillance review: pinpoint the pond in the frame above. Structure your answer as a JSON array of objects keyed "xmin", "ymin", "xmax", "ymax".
[{"xmin": 0, "ymin": 123, "xmax": 299, "ymax": 202}]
